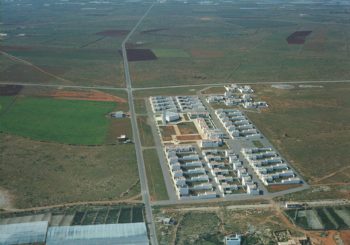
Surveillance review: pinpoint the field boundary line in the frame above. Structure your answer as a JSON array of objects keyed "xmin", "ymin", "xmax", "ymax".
[
  {"xmin": 0, "ymin": 51, "xmax": 76, "ymax": 84},
  {"xmin": 1, "ymin": 197, "xmax": 143, "ymax": 213},
  {"xmin": 0, "ymin": 82, "xmax": 127, "ymax": 91},
  {"xmin": 0, "ymin": 94, "xmax": 18, "ymax": 117}
]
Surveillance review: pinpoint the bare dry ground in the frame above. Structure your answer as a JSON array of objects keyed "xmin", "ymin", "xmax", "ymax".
[
  {"xmin": 248, "ymin": 84, "xmax": 350, "ymax": 182},
  {"xmin": 0, "ymin": 189, "xmax": 13, "ymax": 209},
  {"xmin": 247, "ymin": 83, "xmax": 350, "ymax": 200},
  {"xmin": 0, "ymin": 134, "xmax": 139, "ymax": 209}
]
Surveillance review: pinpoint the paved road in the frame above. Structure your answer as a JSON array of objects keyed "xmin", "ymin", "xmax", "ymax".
[
  {"xmin": 120, "ymin": 2, "xmax": 158, "ymax": 245},
  {"xmin": 154, "ymin": 199, "xmax": 350, "ymax": 212},
  {"xmin": 132, "ymin": 79, "xmax": 350, "ymax": 90},
  {"xmin": 2, "ymin": 79, "xmax": 350, "ymax": 92}
]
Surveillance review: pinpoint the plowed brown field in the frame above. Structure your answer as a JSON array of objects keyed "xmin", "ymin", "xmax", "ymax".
[
  {"xmin": 176, "ymin": 135, "xmax": 202, "ymax": 141},
  {"xmin": 45, "ymin": 90, "xmax": 126, "ymax": 103}
]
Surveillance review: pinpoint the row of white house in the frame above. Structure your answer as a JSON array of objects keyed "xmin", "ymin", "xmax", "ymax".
[
  {"xmin": 241, "ymin": 148, "xmax": 301, "ymax": 186},
  {"xmin": 150, "ymin": 96, "xmax": 206, "ymax": 113},
  {"xmin": 164, "ymin": 144, "xmax": 217, "ymax": 200},
  {"xmin": 215, "ymin": 109, "xmax": 260, "ymax": 139},
  {"xmin": 225, "ymin": 84, "xmax": 254, "ymax": 94},
  {"xmin": 150, "ymin": 96, "xmax": 178, "ymax": 113},
  {"xmin": 202, "ymin": 149, "xmax": 260, "ymax": 195},
  {"xmin": 206, "ymin": 84, "xmax": 268, "ymax": 109},
  {"xmin": 175, "ymin": 96, "xmax": 206, "ymax": 112}
]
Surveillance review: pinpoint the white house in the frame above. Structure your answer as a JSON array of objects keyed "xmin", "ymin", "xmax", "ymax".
[
  {"xmin": 246, "ymin": 184, "xmax": 259, "ymax": 195},
  {"xmin": 200, "ymin": 139, "xmax": 222, "ymax": 148},
  {"xmin": 164, "ymin": 111, "xmax": 180, "ymax": 123},
  {"xmin": 111, "ymin": 111, "xmax": 125, "ymax": 118},
  {"xmin": 225, "ymin": 234, "xmax": 241, "ymax": 245}
]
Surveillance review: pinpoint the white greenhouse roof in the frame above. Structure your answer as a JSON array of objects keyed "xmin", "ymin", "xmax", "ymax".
[
  {"xmin": 46, "ymin": 222, "xmax": 149, "ymax": 245},
  {"xmin": 0, "ymin": 221, "xmax": 48, "ymax": 245}
]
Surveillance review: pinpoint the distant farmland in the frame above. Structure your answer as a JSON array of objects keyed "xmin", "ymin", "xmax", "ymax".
[
  {"xmin": 0, "ymin": 96, "xmax": 116, "ymax": 145},
  {"xmin": 119, "ymin": 49, "xmax": 157, "ymax": 62},
  {"xmin": 286, "ymin": 31, "xmax": 312, "ymax": 44}
]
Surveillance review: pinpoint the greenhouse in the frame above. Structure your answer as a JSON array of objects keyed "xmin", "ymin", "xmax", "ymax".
[
  {"xmin": 0, "ymin": 221, "xmax": 48, "ymax": 245},
  {"xmin": 46, "ymin": 222, "xmax": 149, "ymax": 245}
]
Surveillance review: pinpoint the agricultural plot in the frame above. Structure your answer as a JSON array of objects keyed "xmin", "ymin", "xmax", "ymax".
[
  {"xmin": 129, "ymin": 2, "xmax": 350, "ymax": 88},
  {"xmin": 0, "ymin": 204, "xmax": 144, "ymax": 226},
  {"xmin": 118, "ymin": 208, "xmax": 132, "ymax": 223},
  {"xmin": 0, "ymin": 85, "xmax": 23, "ymax": 96},
  {"xmin": 0, "ymin": 96, "xmax": 117, "ymax": 145},
  {"xmin": 152, "ymin": 49, "xmax": 190, "ymax": 58},
  {"xmin": 286, "ymin": 31, "xmax": 312, "ymax": 45},
  {"xmin": 119, "ymin": 49, "xmax": 157, "ymax": 62},
  {"xmin": 72, "ymin": 206, "xmax": 145, "ymax": 225},
  {"xmin": 285, "ymin": 206, "xmax": 350, "ymax": 230},
  {"xmin": 0, "ymin": 96, "xmax": 15, "ymax": 114},
  {"xmin": 0, "ymin": 0, "xmax": 149, "ymax": 87}
]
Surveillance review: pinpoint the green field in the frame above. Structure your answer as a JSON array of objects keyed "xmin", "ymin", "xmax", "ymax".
[
  {"xmin": 143, "ymin": 149, "xmax": 168, "ymax": 201},
  {"xmin": 0, "ymin": 96, "xmax": 15, "ymax": 113},
  {"xmin": 152, "ymin": 49, "xmax": 190, "ymax": 58},
  {"xmin": 0, "ymin": 96, "xmax": 116, "ymax": 145}
]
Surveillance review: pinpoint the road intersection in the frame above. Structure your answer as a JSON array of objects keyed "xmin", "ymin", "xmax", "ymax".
[{"xmin": 121, "ymin": 2, "xmax": 158, "ymax": 245}]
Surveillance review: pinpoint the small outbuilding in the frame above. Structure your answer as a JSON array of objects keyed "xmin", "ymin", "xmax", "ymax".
[
  {"xmin": 225, "ymin": 234, "xmax": 242, "ymax": 245},
  {"xmin": 162, "ymin": 111, "xmax": 180, "ymax": 123},
  {"xmin": 111, "ymin": 111, "xmax": 125, "ymax": 118}
]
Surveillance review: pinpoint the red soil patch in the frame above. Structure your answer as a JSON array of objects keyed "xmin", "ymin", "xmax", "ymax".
[
  {"xmin": 191, "ymin": 50, "xmax": 224, "ymax": 58},
  {"xmin": 176, "ymin": 135, "xmax": 202, "ymax": 141},
  {"xmin": 45, "ymin": 90, "xmax": 127, "ymax": 103},
  {"xmin": 340, "ymin": 231, "xmax": 350, "ymax": 245},
  {"xmin": 287, "ymin": 31, "xmax": 312, "ymax": 44},
  {"xmin": 118, "ymin": 49, "xmax": 157, "ymax": 62},
  {"xmin": 0, "ymin": 85, "xmax": 23, "ymax": 96},
  {"xmin": 96, "ymin": 29, "xmax": 129, "ymax": 37},
  {"xmin": 267, "ymin": 184, "xmax": 302, "ymax": 192}
]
